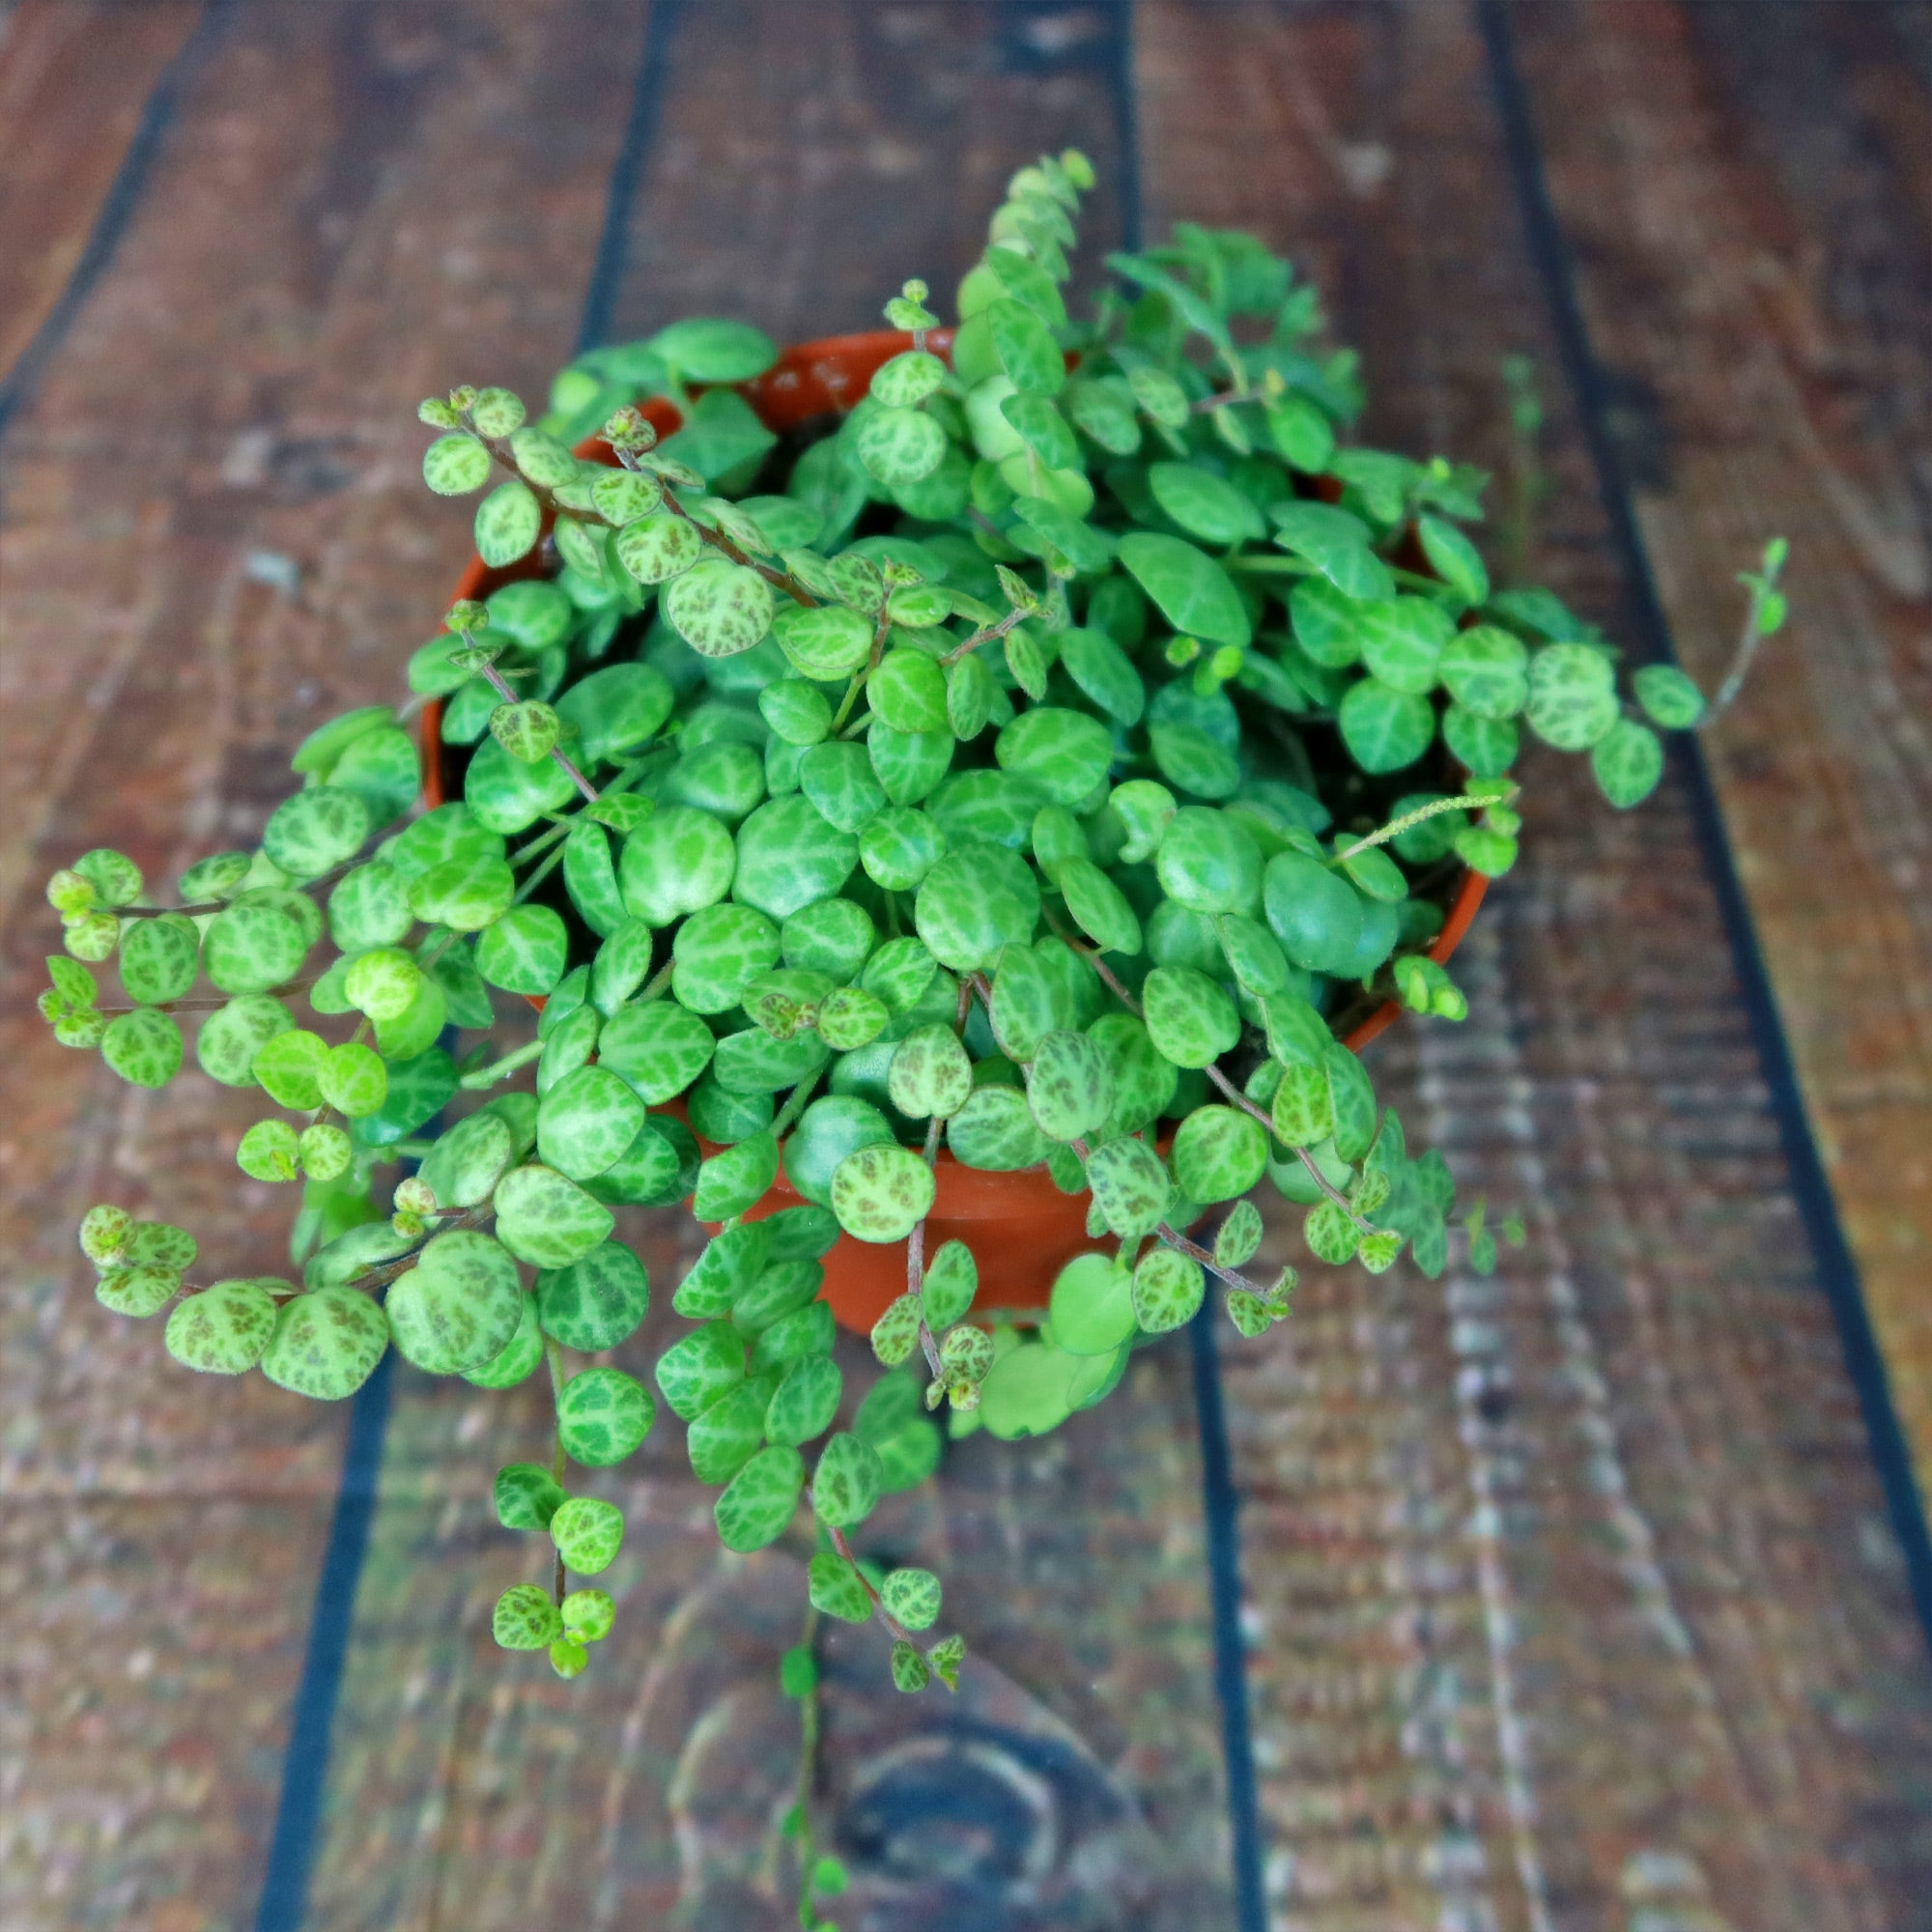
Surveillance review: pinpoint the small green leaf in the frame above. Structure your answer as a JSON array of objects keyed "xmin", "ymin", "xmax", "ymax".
[
  {"xmin": 1171, "ymin": 1104, "xmax": 1267, "ymax": 1202},
  {"xmin": 550, "ymin": 1494, "xmax": 625, "ymax": 1575},
  {"xmin": 557, "ymin": 1366, "xmax": 656, "ymax": 1466},
  {"xmin": 1337, "ymin": 676, "xmax": 1435, "ymax": 773},
  {"xmin": 101, "ymin": 1008, "xmax": 184, "ymax": 1089},
  {"xmin": 261, "ymin": 1286, "xmax": 390, "ymax": 1399},
  {"xmin": 811, "ymin": 1431, "xmax": 883, "ymax": 1528},
  {"xmin": 385, "ymin": 1229, "xmax": 524, "ymax": 1374},
  {"xmin": 118, "ymin": 914, "xmax": 200, "ymax": 1006},
  {"xmin": 881, "ymin": 1567, "xmax": 941, "ymax": 1631},
  {"xmin": 494, "ymin": 1163, "xmax": 615, "ymax": 1266},
  {"xmin": 474, "ymin": 479, "xmax": 542, "ymax": 567},
  {"xmin": 1131, "ymin": 1245, "xmax": 1205, "ymax": 1333},
  {"xmin": 714, "ymin": 1445, "xmax": 805, "ymax": 1552},
  {"xmin": 1416, "ymin": 512, "xmax": 1490, "ymax": 603},
  {"xmin": 1590, "ymin": 717, "xmax": 1664, "ymax": 809},
  {"xmin": 164, "ymin": 1279, "xmax": 277, "ymax": 1374},
  {"xmin": 1633, "ymin": 663, "xmax": 1706, "ymax": 730},
  {"xmin": 614, "ymin": 510, "xmax": 702, "ymax": 584},
  {"xmin": 1140, "ymin": 966, "xmax": 1239, "ymax": 1069},
  {"xmin": 1118, "ymin": 532, "xmax": 1251, "ymax": 648},
  {"xmin": 830, "ymin": 1143, "xmax": 935, "ymax": 1243},
  {"xmin": 493, "ymin": 1583, "xmax": 563, "ymax": 1651},
  {"xmin": 1524, "ymin": 643, "xmax": 1618, "ymax": 751},
  {"xmin": 1050, "ymin": 1252, "xmax": 1138, "ymax": 1355},
  {"xmin": 665, "ymin": 558, "xmax": 776, "ymax": 659},
  {"xmin": 422, "ymin": 432, "xmax": 493, "ymax": 495},
  {"xmin": 809, "ymin": 1551, "xmax": 873, "ymax": 1623}
]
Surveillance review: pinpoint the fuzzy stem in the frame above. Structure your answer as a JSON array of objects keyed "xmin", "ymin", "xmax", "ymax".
[{"xmin": 1329, "ymin": 786, "xmax": 1516, "ymax": 867}]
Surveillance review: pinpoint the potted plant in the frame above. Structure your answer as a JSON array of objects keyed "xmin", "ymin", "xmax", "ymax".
[{"xmin": 40, "ymin": 150, "xmax": 1782, "ymax": 1723}]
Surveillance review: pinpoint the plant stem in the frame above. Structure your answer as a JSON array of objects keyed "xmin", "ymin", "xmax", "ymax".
[
  {"xmin": 459, "ymin": 1036, "xmax": 545, "ymax": 1090},
  {"xmin": 546, "ymin": 1332, "xmax": 569, "ymax": 1604},
  {"xmin": 828, "ymin": 1525, "xmax": 914, "ymax": 1645}
]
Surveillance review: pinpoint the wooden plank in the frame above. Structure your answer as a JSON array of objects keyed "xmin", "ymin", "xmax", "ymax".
[
  {"xmin": 0, "ymin": 4, "xmax": 650, "ymax": 1925},
  {"xmin": 0, "ymin": 0, "xmax": 202, "ymax": 390},
  {"xmin": 306, "ymin": 7, "xmax": 1239, "ymax": 1926},
  {"xmin": 1134, "ymin": 4, "xmax": 1932, "ymax": 1928},
  {"xmin": 1501, "ymin": 0, "xmax": 1932, "ymax": 1503}
]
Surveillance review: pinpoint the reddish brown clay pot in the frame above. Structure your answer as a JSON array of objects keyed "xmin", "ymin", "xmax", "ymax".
[{"xmin": 419, "ymin": 328, "xmax": 1488, "ymax": 1333}]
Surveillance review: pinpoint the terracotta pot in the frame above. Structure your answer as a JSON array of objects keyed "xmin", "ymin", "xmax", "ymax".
[{"xmin": 418, "ymin": 329, "xmax": 1488, "ymax": 1333}]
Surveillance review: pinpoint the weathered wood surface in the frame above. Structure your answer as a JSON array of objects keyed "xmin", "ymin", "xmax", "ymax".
[
  {"xmin": 0, "ymin": 2, "xmax": 648, "ymax": 1924},
  {"xmin": 1504, "ymin": 0, "xmax": 1932, "ymax": 1509},
  {"xmin": 5, "ymin": 2, "xmax": 1932, "ymax": 1929},
  {"xmin": 1138, "ymin": 3, "xmax": 1932, "ymax": 1927},
  {"xmin": 0, "ymin": 1, "xmax": 202, "ymax": 400}
]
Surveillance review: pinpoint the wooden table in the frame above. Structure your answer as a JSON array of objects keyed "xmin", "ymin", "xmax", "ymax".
[{"xmin": 5, "ymin": 3, "xmax": 1932, "ymax": 1927}]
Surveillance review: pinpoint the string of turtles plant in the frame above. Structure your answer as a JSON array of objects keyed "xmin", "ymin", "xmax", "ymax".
[{"xmin": 43, "ymin": 153, "xmax": 1784, "ymax": 1764}]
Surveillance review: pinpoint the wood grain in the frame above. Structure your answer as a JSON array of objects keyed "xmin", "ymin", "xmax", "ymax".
[
  {"xmin": 1498, "ymin": 0, "xmax": 1932, "ymax": 1510},
  {"xmin": 0, "ymin": 4, "xmax": 648, "ymax": 1925},
  {"xmin": 0, "ymin": 0, "xmax": 203, "ymax": 390},
  {"xmin": 1135, "ymin": 4, "xmax": 1932, "ymax": 1928}
]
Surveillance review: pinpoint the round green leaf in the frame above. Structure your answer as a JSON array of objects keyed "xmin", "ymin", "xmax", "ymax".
[
  {"xmin": 203, "ymin": 900, "xmax": 307, "ymax": 996},
  {"xmin": 597, "ymin": 1000, "xmax": 716, "ymax": 1103},
  {"xmin": 1150, "ymin": 721, "xmax": 1240, "ymax": 800},
  {"xmin": 800, "ymin": 740, "xmax": 889, "ymax": 835},
  {"xmin": 774, "ymin": 603, "xmax": 873, "ymax": 680},
  {"xmin": 915, "ymin": 842, "xmax": 1041, "ymax": 972},
  {"xmin": 494, "ymin": 1163, "xmax": 615, "ymax": 1267},
  {"xmin": 687, "ymin": 1381, "xmax": 769, "ymax": 1484},
  {"xmin": 694, "ymin": 1128, "xmax": 781, "ymax": 1221},
  {"xmin": 1058, "ymin": 857, "xmax": 1141, "ymax": 955},
  {"xmin": 855, "ymin": 405, "xmax": 947, "ymax": 486},
  {"xmin": 995, "ymin": 706, "xmax": 1113, "ymax": 807},
  {"xmin": 198, "ymin": 995, "xmax": 294, "ymax": 1085},
  {"xmin": 1171, "ymin": 1104, "xmax": 1267, "ymax": 1202},
  {"xmin": 1525, "ymin": 643, "xmax": 1619, "ymax": 751},
  {"xmin": 474, "ymin": 479, "xmax": 542, "ymax": 567},
  {"xmin": 1591, "ymin": 717, "xmax": 1664, "ymax": 809},
  {"xmin": 1140, "ymin": 965, "xmax": 1239, "ymax": 1069},
  {"xmin": 494, "ymin": 1583, "xmax": 562, "ymax": 1651},
  {"xmin": 386, "ymin": 1229, "xmax": 525, "ymax": 1374},
  {"xmin": 1439, "ymin": 625, "xmax": 1530, "ymax": 719},
  {"xmin": 650, "ymin": 316, "xmax": 779, "ymax": 382},
  {"xmin": 887, "ymin": 1024, "xmax": 973, "ymax": 1120},
  {"xmin": 495, "ymin": 1462, "xmax": 564, "ymax": 1531},
  {"xmin": 465, "ymin": 732, "xmax": 578, "ymax": 836},
  {"xmin": 264, "ymin": 785, "xmax": 371, "ymax": 882},
  {"xmin": 830, "ymin": 1142, "xmax": 936, "ymax": 1242},
  {"xmin": 119, "ymin": 913, "xmax": 199, "ymax": 1006},
  {"xmin": 165, "ymin": 1279, "xmax": 278, "ymax": 1374},
  {"xmin": 809, "ymin": 1551, "xmax": 873, "ymax": 1623},
  {"xmin": 475, "ymin": 903, "xmax": 567, "ymax": 994},
  {"xmin": 407, "ymin": 850, "xmax": 516, "ymax": 932},
  {"xmin": 665, "ymin": 558, "xmax": 775, "ymax": 659},
  {"xmin": 946, "ymin": 1082, "xmax": 1050, "ymax": 1170},
  {"xmin": 1156, "ymin": 806, "xmax": 1263, "ymax": 916},
  {"xmin": 418, "ymin": 1109, "xmax": 515, "ymax": 1210},
  {"xmin": 537, "ymin": 1065, "xmax": 648, "ymax": 1180},
  {"xmin": 979, "ymin": 1341, "xmax": 1080, "ymax": 1439},
  {"xmin": 261, "ymin": 1287, "xmax": 390, "ymax": 1399},
  {"xmin": 672, "ymin": 901, "xmax": 781, "ymax": 1013},
  {"xmin": 536, "ymin": 1240, "xmax": 650, "ymax": 1350},
  {"xmin": 1441, "ymin": 703, "xmax": 1520, "ymax": 779},
  {"xmin": 1084, "ymin": 1135, "xmax": 1173, "ymax": 1238},
  {"xmin": 1025, "ymin": 1029, "xmax": 1115, "ymax": 1142},
  {"xmin": 252, "ymin": 1027, "xmax": 329, "ymax": 1108},
  {"xmin": 1050, "ymin": 1252, "xmax": 1139, "ymax": 1356},
  {"xmin": 550, "ymin": 1494, "xmax": 625, "ymax": 1575},
  {"xmin": 1634, "ymin": 664, "xmax": 1706, "ymax": 730},
  {"xmin": 715, "ymin": 1445, "xmax": 805, "ymax": 1552},
  {"xmin": 811, "ymin": 1431, "xmax": 883, "ymax": 1528},
  {"xmin": 1338, "ymin": 677, "xmax": 1435, "ymax": 773},
  {"xmin": 328, "ymin": 863, "xmax": 412, "ymax": 952},
  {"xmin": 732, "ymin": 794, "xmax": 858, "ymax": 920},
  {"xmin": 1118, "ymin": 532, "xmax": 1251, "ymax": 648},
  {"xmin": 422, "ymin": 432, "xmax": 491, "ymax": 495},
  {"xmin": 783, "ymin": 1095, "xmax": 895, "ymax": 1207},
  {"xmin": 1417, "ymin": 513, "xmax": 1490, "ymax": 603},
  {"xmin": 1357, "ymin": 597, "xmax": 1454, "ymax": 696},
  {"xmin": 102, "ymin": 1009, "xmax": 183, "ymax": 1088},
  {"xmin": 767, "ymin": 1355, "xmax": 842, "ymax": 1448},
  {"xmin": 869, "ymin": 647, "xmax": 950, "ymax": 733},
  {"xmin": 986, "ymin": 298, "xmax": 1065, "ymax": 396},
  {"xmin": 1263, "ymin": 851, "xmax": 1364, "ymax": 973},
  {"xmin": 614, "ymin": 509, "xmax": 702, "ymax": 584},
  {"xmin": 1131, "ymin": 1245, "xmax": 1206, "ymax": 1333},
  {"xmin": 557, "ymin": 1366, "xmax": 656, "ymax": 1466},
  {"xmin": 320, "ymin": 1040, "xmax": 387, "ymax": 1118},
  {"xmin": 859, "ymin": 806, "xmax": 946, "ymax": 893}
]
